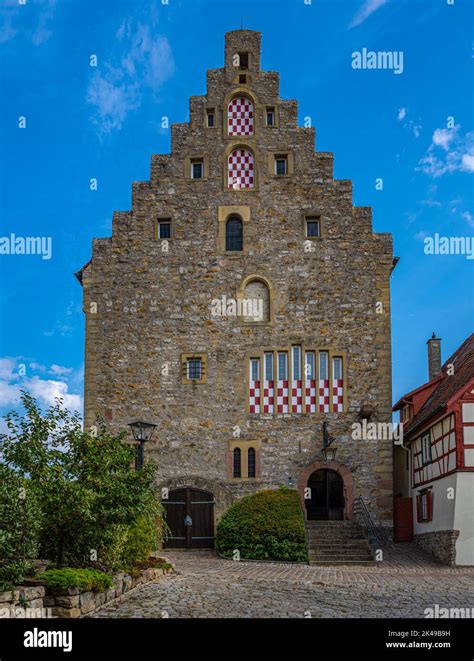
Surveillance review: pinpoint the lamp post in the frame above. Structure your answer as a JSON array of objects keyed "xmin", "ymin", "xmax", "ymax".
[
  {"xmin": 128, "ymin": 420, "xmax": 157, "ymax": 470},
  {"xmin": 321, "ymin": 421, "xmax": 337, "ymax": 464}
]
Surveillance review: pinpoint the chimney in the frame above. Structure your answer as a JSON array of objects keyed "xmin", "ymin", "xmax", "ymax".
[{"xmin": 427, "ymin": 333, "xmax": 442, "ymax": 381}]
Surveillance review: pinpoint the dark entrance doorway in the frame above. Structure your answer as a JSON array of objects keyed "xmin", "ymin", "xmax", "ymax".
[
  {"xmin": 163, "ymin": 488, "xmax": 215, "ymax": 549},
  {"xmin": 306, "ymin": 469, "xmax": 344, "ymax": 520}
]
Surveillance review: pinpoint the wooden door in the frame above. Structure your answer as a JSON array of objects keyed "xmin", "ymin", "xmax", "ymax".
[
  {"xmin": 163, "ymin": 488, "xmax": 215, "ymax": 549},
  {"xmin": 306, "ymin": 470, "xmax": 344, "ymax": 520},
  {"xmin": 393, "ymin": 497, "xmax": 413, "ymax": 542}
]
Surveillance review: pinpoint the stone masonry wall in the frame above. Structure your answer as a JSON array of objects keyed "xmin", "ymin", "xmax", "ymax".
[
  {"xmin": 414, "ymin": 530, "xmax": 460, "ymax": 566},
  {"xmin": 80, "ymin": 30, "xmax": 394, "ymax": 524}
]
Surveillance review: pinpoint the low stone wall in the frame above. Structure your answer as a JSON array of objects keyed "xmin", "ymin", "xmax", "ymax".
[
  {"xmin": 0, "ymin": 566, "xmax": 171, "ymax": 619},
  {"xmin": 0, "ymin": 586, "xmax": 46, "ymax": 618},
  {"xmin": 414, "ymin": 530, "xmax": 460, "ymax": 566}
]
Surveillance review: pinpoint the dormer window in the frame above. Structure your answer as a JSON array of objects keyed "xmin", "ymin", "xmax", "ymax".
[{"xmin": 401, "ymin": 405, "xmax": 410, "ymax": 423}]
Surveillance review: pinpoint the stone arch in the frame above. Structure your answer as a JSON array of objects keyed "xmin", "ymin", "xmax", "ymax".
[
  {"xmin": 157, "ymin": 475, "xmax": 234, "ymax": 522},
  {"xmin": 236, "ymin": 274, "xmax": 273, "ymax": 323},
  {"xmin": 297, "ymin": 459, "xmax": 354, "ymax": 521}
]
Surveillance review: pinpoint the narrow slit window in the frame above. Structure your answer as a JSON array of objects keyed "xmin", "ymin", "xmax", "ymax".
[
  {"xmin": 207, "ymin": 110, "xmax": 215, "ymax": 127},
  {"xmin": 248, "ymin": 448, "xmax": 256, "ymax": 478},
  {"xmin": 233, "ymin": 448, "xmax": 241, "ymax": 478},
  {"xmin": 305, "ymin": 352, "xmax": 316, "ymax": 414},
  {"xmin": 305, "ymin": 352, "xmax": 315, "ymax": 380},
  {"xmin": 292, "ymin": 346, "xmax": 301, "ymax": 381},
  {"xmin": 264, "ymin": 352, "xmax": 274, "ymax": 381},
  {"xmin": 250, "ymin": 357, "xmax": 260, "ymax": 382},
  {"xmin": 319, "ymin": 352, "xmax": 329, "ymax": 380}
]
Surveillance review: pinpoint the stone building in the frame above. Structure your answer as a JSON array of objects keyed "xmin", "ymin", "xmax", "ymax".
[{"xmin": 76, "ymin": 30, "xmax": 395, "ymax": 550}]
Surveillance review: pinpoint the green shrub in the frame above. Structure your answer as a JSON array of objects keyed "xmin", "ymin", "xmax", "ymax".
[
  {"xmin": 38, "ymin": 568, "xmax": 112, "ymax": 593},
  {"xmin": 120, "ymin": 514, "xmax": 161, "ymax": 568},
  {"xmin": 216, "ymin": 488, "xmax": 308, "ymax": 562},
  {"xmin": 0, "ymin": 465, "xmax": 41, "ymax": 591}
]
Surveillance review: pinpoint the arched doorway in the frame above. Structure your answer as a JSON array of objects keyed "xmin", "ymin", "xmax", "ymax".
[
  {"xmin": 162, "ymin": 488, "xmax": 215, "ymax": 549},
  {"xmin": 305, "ymin": 469, "xmax": 344, "ymax": 520}
]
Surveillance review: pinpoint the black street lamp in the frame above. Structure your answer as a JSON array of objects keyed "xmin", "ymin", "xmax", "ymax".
[
  {"xmin": 321, "ymin": 421, "xmax": 337, "ymax": 463},
  {"xmin": 128, "ymin": 420, "xmax": 157, "ymax": 470}
]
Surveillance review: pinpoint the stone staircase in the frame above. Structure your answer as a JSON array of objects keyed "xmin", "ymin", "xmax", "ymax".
[{"xmin": 306, "ymin": 521, "xmax": 376, "ymax": 566}]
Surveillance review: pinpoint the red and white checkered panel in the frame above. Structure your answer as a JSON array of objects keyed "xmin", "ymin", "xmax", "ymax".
[
  {"xmin": 305, "ymin": 379, "xmax": 317, "ymax": 413},
  {"xmin": 277, "ymin": 380, "xmax": 289, "ymax": 413},
  {"xmin": 249, "ymin": 380, "xmax": 260, "ymax": 414},
  {"xmin": 262, "ymin": 380, "xmax": 274, "ymax": 414},
  {"xmin": 291, "ymin": 380, "xmax": 302, "ymax": 413},
  {"xmin": 228, "ymin": 149, "xmax": 255, "ymax": 189},
  {"xmin": 228, "ymin": 97, "xmax": 254, "ymax": 136},
  {"xmin": 318, "ymin": 379, "xmax": 330, "ymax": 413},
  {"xmin": 332, "ymin": 379, "xmax": 344, "ymax": 412}
]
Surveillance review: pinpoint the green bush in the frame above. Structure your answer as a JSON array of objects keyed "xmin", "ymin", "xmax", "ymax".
[
  {"xmin": 38, "ymin": 568, "xmax": 112, "ymax": 592},
  {"xmin": 216, "ymin": 488, "xmax": 308, "ymax": 562},
  {"xmin": 0, "ymin": 465, "xmax": 40, "ymax": 591},
  {"xmin": 1, "ymin": 392, "xmax": 166, "ymax": 570}
]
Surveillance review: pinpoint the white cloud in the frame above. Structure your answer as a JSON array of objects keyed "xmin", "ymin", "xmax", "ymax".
[
  {"xmin": 0, "ymin": 0, "xmax": 56, "ymax": 46},
  {"xmin": 349, "ymin": 0, "xmax": 389, "ymax": 29},
  {"xmin": 417, "ymin": 125, "xmax": 474, "ymax": 178},
  {"xmin": 49, "ymin": 364, "xmax": 73, "ymax": 377},
  {"xmin": 87, "ymin": 13, "xmax": 174, "ymax": 135},
  {"xmin": 398, "ymin": 107, "xmax": 422, "ymax": 139},
  {"xmin": 461, "ymin": 211, "xmax": 474, "ymax": 228},
  {"xmin": 0, "ymin": 356, "xmax": 82, "ymax": 416}
]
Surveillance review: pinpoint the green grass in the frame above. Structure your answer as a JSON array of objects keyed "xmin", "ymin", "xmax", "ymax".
[{"xmin": 38, "ymin": 568, "xmax": 113, "ymax": 593}]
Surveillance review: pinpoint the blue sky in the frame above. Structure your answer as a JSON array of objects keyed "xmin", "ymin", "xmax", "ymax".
[{"xmin": 0, "ymin": 0, "xmax": 473, "ymax": 426}]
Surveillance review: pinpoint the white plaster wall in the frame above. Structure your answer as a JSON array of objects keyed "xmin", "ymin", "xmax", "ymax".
[{"xmin": 453, "ymin": 472, "xmax": 474, "ymax": 566}]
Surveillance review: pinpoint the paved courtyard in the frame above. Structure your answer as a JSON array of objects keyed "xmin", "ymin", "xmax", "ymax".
[{"xmin": 90, "ymin": 544, "xmax": 474, "ymax": 618}]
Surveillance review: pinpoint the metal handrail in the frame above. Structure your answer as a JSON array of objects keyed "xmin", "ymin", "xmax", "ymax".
[{"xmin": 354, "ymin": 496, "xmax": 382, "ymax": 550}]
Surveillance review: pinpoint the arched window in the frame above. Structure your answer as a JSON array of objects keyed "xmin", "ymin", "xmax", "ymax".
[
  {"xmin": 228, "ymin": 149, "xmax": 254, "ymax": 190},
  {"xmin": 248, "ymin": 448, "xmax": 256, "ymax": 478},
  {"xmin": 226, "ymin": 216, "xmax": 243, "ymax": 251},
  {"xmin": 242, "ymin": 279, "xmax": 270, "ymax": 323},
  {"xmin": 228, "ymin": 97, "xmax": 254, "ymax": 136},
  {"xmin": 233, "ymin": 448, "xmax": 241, "ymax": 478}
]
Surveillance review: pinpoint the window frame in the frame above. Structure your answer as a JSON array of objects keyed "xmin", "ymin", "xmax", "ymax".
[
  {"xmin": 206, "ymin": 108, "xmax": 215, "ymax": 128},
  {"xmin": 191, "ymin": 160, "xmax": 204, "ymax": 180},
  {"xmin": 421, "ymin": 432, "xmax": 432, "ymax": 466},
  {"xmin": 181, "ymin": 353, "xmax": 207, "ymax": 385},
  {"xmin": 157, "ymin": 220, "xmax": 171, "ymax": 240},
  {"xmin": 275, "ymin": 156, "xmax": 288, "ymax": 176},
  {"xmin": 225, "ymin": 215, "xmax": 243, "ymax": 252},
  {"xmin": 306, "ymin": 218, "xmax": 320, "ymax": 238}
]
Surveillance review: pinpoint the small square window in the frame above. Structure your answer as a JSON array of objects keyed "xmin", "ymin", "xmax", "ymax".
[
  {"xmin": 275, "ymin": 157, "xmax": 287, "ymax": 176},
  {"xmin": 191, "ymin": 161, "xmax": 203, "ymax": 179},
  {"xmin": 239, "ymin": 74, "xmax": 247, "ymax": 84},
  {"xmin": 306, "ymin": 218, "xmax": 320, "ymax": 238},
  {"xmin": 266, "ymin": 108, "xmax": 275, "ymax": 126},
  {"xmin": 207, "ymin": 111, "xmax": 215, "ymax": 128},
  {"xmin": 238, "ymin": 52, "xmax": 249, "ymax": 69},
  {"xmin": 181, "ymin": 353, "xmax": 207, "ymax": 384},
  {"xmin": 158, "ymin": 221, "xmax": 171, "ymax": 239},
  {"xmin": 187, "ymin": 358, "xmax": 202, "ymax": 380}
]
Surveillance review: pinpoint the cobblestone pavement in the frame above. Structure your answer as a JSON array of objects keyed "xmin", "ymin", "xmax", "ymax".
[{"xmin": 91, "ymin": 544, "xmax": 474, "ymax": 618}]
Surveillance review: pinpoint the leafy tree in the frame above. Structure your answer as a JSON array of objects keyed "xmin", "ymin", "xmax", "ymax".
[{"xmin": 0, "ymin": 392, "xmax": 164, "ymax": 569}]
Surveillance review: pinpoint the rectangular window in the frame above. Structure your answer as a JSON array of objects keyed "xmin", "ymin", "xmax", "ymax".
[
  {"xmin": 191, "ymin": 160, "xmax": 203, "ymax": 179},
  {"xmin": 207, "ymin": 110, "xmax": 215, "ymax": 127},
  {"xmin": 292, "ymin": 346, "xmax": 301, "ymax": 381},
  {"xmin": 319, "ymin": 352, "xmax": 329, "ymax": 380},
  {"xmin": 278, "ymin": 352, "xmax": 288, "ymax": 380},
  {"xmin": 238, "ymin": 52, "xmax": 249, "ymax": 69},
  {"xmin": 266, "ymin": 108, "xmax": 275, "ymax": 126},
  {"xmin": 305, "ymin": 352, "xmax": 315, "ymax": 380},
  {"xmin": 264, "ymin": 352, "xmax": 274, "ymax": 381},
  {"xmin": 417, "ymin": 491, "xmax": 433, "ymax": 522},
  {"xmin": 187, "ymin": 358, "xmax": 202, "ymax": 380},
  {"xmin": 275, "ymin": 156, "xmax": 287, "ymax": 176},
  {"xmin": 333, "ymin": 357, "xmax": 343, "ymax": 380},
  {"xmin": 421, "ymin": 432, "xmax": 432, "ymax": 465},
  {"xmin": 250, "ymin": 357, "xmax": 260, "ymax": 382},
  {"xmin": 306, "ymin": 218, "xmax": 320, "ymax": 237},
  {"xmin": 158, "ymin": 221, "xmax": 171, "ymax": 239}
]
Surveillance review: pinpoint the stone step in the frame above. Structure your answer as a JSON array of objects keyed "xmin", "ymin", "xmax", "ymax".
[
  {"xmin": 309, "ymin": 559, "xmax": 376, "ymax": 566},
  {"xmin": 308, "ymin": 542, "xmax": 372, "ymax": 551}
]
